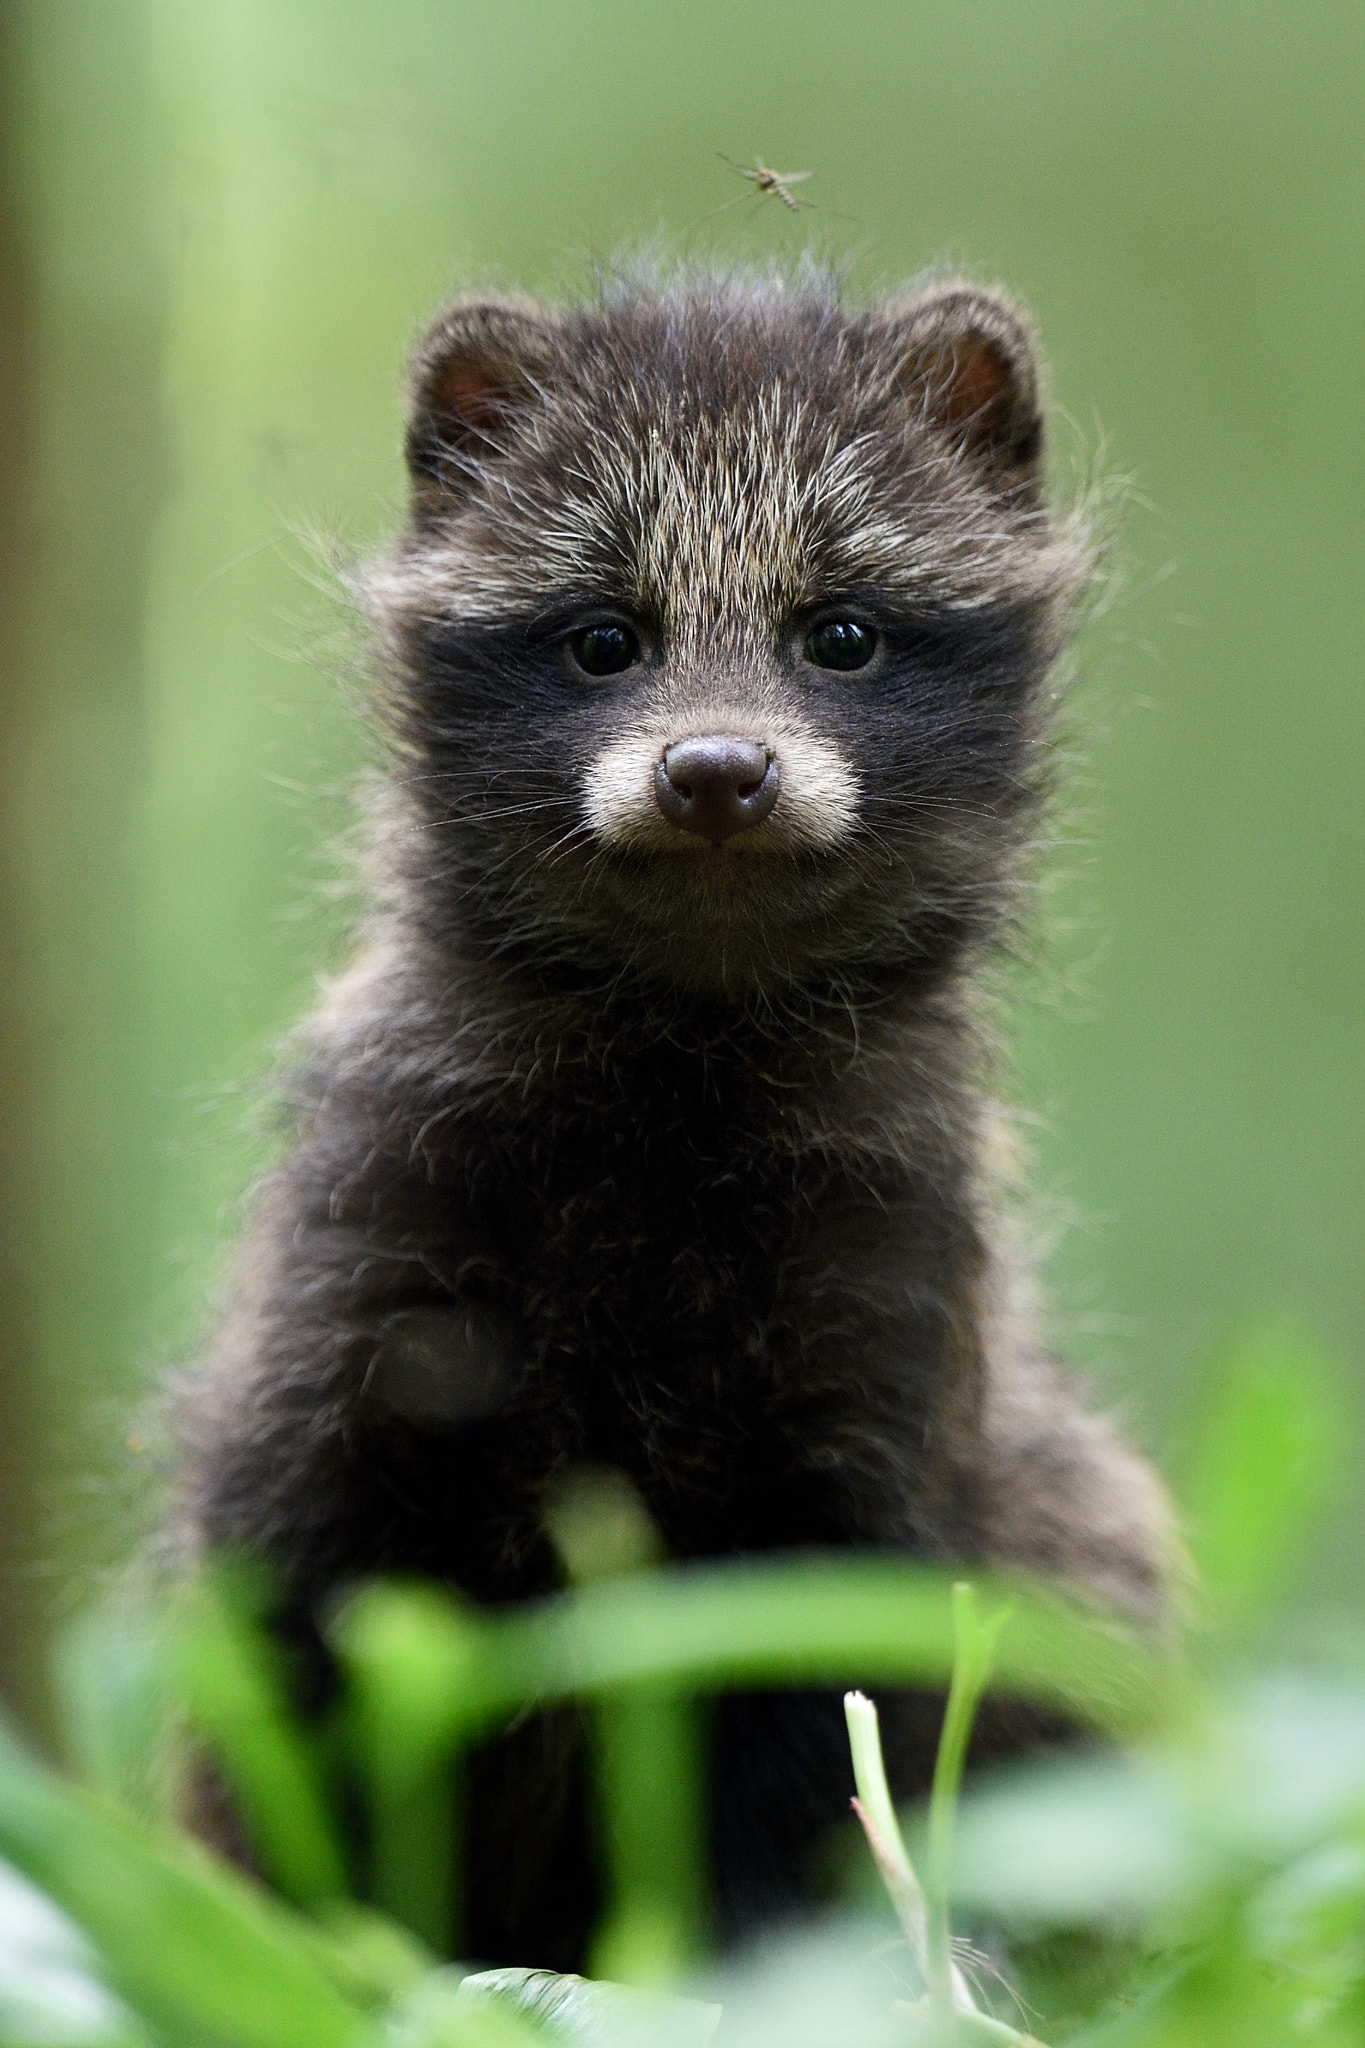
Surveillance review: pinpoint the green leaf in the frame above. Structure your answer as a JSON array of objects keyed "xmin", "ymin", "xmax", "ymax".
[
  {"xmin": 925, "ymin": 1587, "xmax": 1015, "ymax": 2014},
  {"xmin": 383, "ymin": 1967, "xmax": 548, "ymax": 2046},
  {"xmin": 0, "ymin": 1855, "xmax": 150, "ymax": 2047},
  {"xmin": 54, "ymin": 1606, "xmax": 176, "ymax": 1825},
  {"xmin": 446, "ymin": 1966, "xmax": 721, "ymax": 2045},
  {"xmin": 331, "ymin": 1583, "xmax": 489, "ymax": 1954},
  {"xmin": 172, "ymin": 1562, "xmax": 350, "ymax": 1909},
  {"xmin": 1182, "ymin": 1325, "xmax": 1347, "ymax": 1637},
  {"xmin": 0, "ymin": 1714, "xmax": 373, "ymax": 2048},
  {"xmin": 333, "ymin": 1557, "xmax": 1168, "ymax": 1747},
  {"xmin": 896, "ymin": 2005, "xmax": 1043, "ymax": 2046},
  {"xmin": 951, "ymin": 1752, "xmax": 1214, "ymax": 1930},
  {"xmin": 303, "ymin": 1901, "xmax": 435, "ymax": 2009},
  {"xmin": 588, "ymin": 1689, "xmax": 707, "ymax": 1986}
]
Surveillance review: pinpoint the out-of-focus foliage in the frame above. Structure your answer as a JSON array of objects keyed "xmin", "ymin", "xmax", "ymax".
[
  {"xmin": 1179, "ymin": 1323, "xmax": 1346, "ymax": 1641},
  {"xmin": 1, "ymin": 1331, "xmax": 1363, "ymax": 2046}
]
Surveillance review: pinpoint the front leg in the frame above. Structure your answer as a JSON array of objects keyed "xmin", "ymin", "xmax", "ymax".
[
  {"xmin": 174, "ymin": 1120, "xmax": 604, "ymax": 1964},
  {"xmin": 174, "ymin": 1119, "xmax": 557, "ymax": 1609}
]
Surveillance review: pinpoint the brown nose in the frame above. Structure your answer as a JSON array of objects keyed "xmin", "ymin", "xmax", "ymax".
[{"xmin": 654, "ymin": 736, "xmax": 780, "ymax": 843}]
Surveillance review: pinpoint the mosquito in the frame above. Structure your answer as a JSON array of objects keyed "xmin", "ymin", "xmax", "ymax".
[{"xmin": 711, "ymin": 153, "xmax": 816, "ymax": 216}]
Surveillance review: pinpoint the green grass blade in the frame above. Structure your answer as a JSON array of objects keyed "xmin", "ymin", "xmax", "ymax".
[
  {"xmin": 505, "ymin": 1558, "xmax": 1163, "ymax": 1732},
  {"xmin": 173, "ymin": 1563, "xmax": 349, "ymax": 1909},
  {"xmin": 544, "ymin": 1467, "xmax": 706, "ymax": 1986},
  {"xmin": 588, "ymin": 1688, "xmax": 707, "ymax": 1987},
  {"xmin": 331, "ymin": 1583, "xmax": 489, "ymax": 1954},
  {"xmin": 331, "ymin": 1557, "xmax": 1167, "ymax": 1743},
  {"xmin": 0, "ymin": 1854, "xmax": 151, "ymax": 2048},
  {"xmin": 54, "ymin": 1604, "xmax": 176, "ymax": 1824},
  {"xmin": 0, "ymin": 1714, "xmax": 373, "ymax": 2048},
  {"xmin": 925, "ymin": 1586, "xmax": 1013, "ymax": 2023}
]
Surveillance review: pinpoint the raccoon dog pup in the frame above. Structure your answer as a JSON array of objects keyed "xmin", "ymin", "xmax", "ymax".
[{"xmin": 178, "ymin": 268, "xmax": 1169, "ymax": 1967}]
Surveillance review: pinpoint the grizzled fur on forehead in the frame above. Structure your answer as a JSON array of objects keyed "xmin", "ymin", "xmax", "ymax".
[{"xmin": 363, "ymin": 273, "xmax": 1089, "ymax": 658}]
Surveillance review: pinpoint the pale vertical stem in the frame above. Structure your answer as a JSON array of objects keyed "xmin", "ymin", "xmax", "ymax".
[{"xmin": 845, "ymin": 1686, "xmax": 980, "ymax": 2015}]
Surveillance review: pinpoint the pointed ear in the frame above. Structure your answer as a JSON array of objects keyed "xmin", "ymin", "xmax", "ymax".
[
  {"xmin": 404, "ymin": 297, "xmax": 560, "ymax": 510},
  {"xmin": 886, "ymin": 284, "xmax": 1044, "ymax": 486}
]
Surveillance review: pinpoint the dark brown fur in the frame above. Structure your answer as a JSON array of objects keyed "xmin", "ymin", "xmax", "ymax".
[{"xmin": 175, "ymin": 267, "xmax": 1169, "ymax": 1966}]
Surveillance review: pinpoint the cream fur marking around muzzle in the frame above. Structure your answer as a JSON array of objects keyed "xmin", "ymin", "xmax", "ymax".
[{"xmin": 582, "ymin": 709, "xmax": 860, "ymax": 854}]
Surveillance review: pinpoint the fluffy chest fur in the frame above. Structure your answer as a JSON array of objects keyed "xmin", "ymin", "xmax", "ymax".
[{"xmin": 295, "ymin": 999, "xmax": 988, "ymax": 1603}]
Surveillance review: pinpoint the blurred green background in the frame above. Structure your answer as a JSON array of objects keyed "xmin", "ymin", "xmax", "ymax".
[{"xmin": 1, "ymin": 0, "xmax": 1361, "ymax": 1728}]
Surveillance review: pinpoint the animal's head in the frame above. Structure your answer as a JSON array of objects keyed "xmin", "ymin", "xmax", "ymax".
[{"xmin": 361, "ymin": 272, "xmax": 1087, "ymax": 1002}]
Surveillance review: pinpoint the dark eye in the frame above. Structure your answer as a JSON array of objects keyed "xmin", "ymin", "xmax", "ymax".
[
  {"xmin": 569, "ymin": 623, "xmax": 640, "ymax": 677},
  {"xmin": 804, "ymin": 618, "xmax": 877, "ymax": 672}
]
